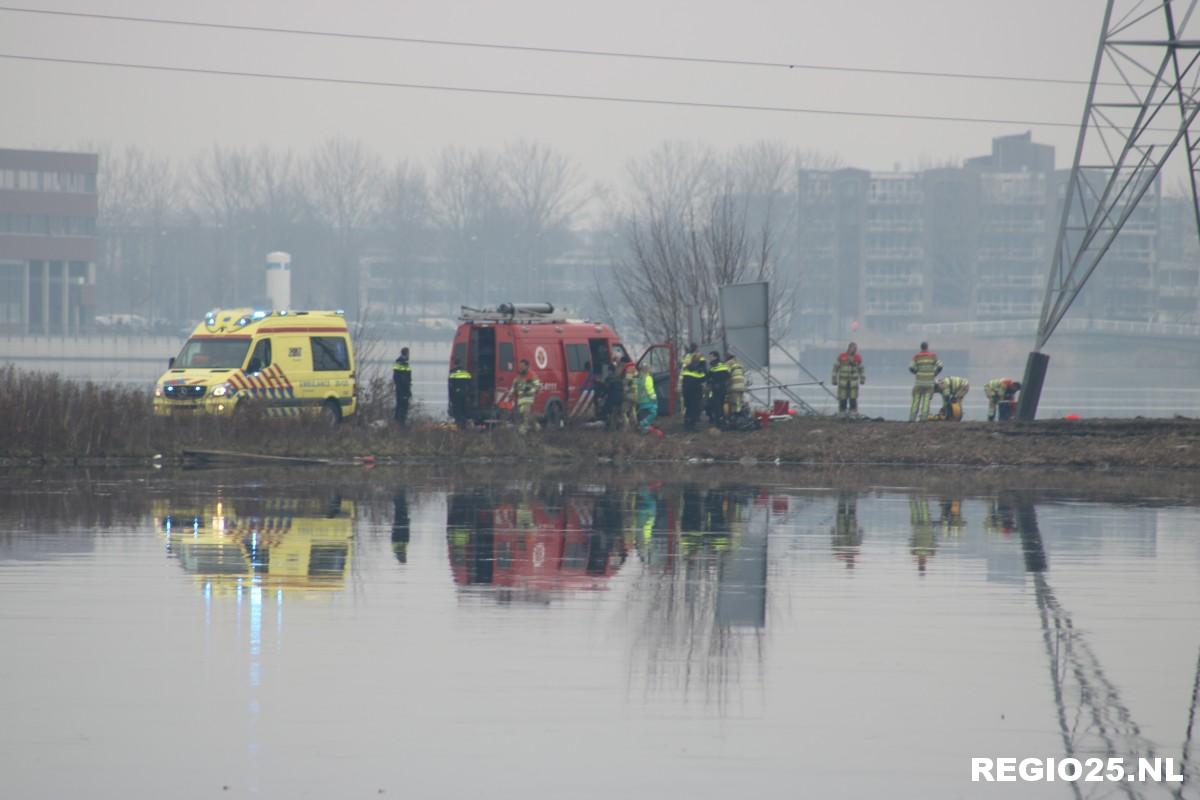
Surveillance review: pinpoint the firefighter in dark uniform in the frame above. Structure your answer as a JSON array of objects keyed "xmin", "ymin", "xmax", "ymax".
[
  {"xmin": 393, "ymin": 347, "xmax": 412, "ymax": 426},
  {"xmin": 681, "ymin": 352, "xmax": 707, "ymax": 432},
  {"xmin": 448, "ymin": 359, "xmax": 472, "ymax": 429},
  {"xmin": 705, "ymin": 350, "xmax": 730, "ymax": 427}
]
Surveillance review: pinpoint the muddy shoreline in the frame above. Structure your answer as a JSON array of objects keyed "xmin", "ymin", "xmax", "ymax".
[{"xmin": 4, "ymin": 416, "xmax": 1200, "ymax": 476}]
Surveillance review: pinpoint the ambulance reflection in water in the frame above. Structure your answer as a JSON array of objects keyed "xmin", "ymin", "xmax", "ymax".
[
  {"xmin": 446, "ymin": 488, "xmax": 630, "ymax": 601},
  {"xmin": 156, "ymin": 495, "xmax": 354, "ymax": 596}
]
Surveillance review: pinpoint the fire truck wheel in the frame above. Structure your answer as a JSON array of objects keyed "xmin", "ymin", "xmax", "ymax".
[
  {"xmin": 321, "ymin": 399, "xmax": 342, "ymax": 426},
  {"xmin": 543, "ymin": 399, "xmax": 564, "ymax": 428}
]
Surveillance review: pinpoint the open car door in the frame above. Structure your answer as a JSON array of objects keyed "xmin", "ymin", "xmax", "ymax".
[{"xmin": 636, "ymin": 343, "xmax": 676, "ymax": 417}]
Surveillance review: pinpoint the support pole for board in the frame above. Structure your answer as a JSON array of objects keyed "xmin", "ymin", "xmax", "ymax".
[{"xmin": 1016, "ymin": 351, "xmax": 1050, "ymax": 421}]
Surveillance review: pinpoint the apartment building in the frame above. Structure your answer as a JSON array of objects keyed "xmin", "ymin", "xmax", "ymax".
[
  {"xmin": 797, "ymin": 167, "xmax": 931, "ymax": 337},
  {"xmin": 1155, "ymin": 195, "xmax": 1200, "ymax": 324},
  {"xmin": 796, "ymin": 169, "xmax": 869, "ymax": 340},
  {"xmin": 0, "ymin": 148, "xmax": 98, "ymax": 334},
  {"xmin": 963, "ymin": 133, "xmax": 1056, "ymax": 322},
  {"xmin": 1067, "ymin": 168, "xmax": 1161, "ymax": 322},
  {"xmin": 793, "ymin": 132, "xmax": 1185, "ymax": 339},
  {"xmin": 862, "ymin": 172, "xmax": 930, "ymax": 332}
]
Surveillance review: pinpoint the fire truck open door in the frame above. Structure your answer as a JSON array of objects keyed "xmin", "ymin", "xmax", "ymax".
[
  {"xmin": 636, "ymin": 343, "xmax": 676, "ymax": 417},
  {"xmin": 468, "ymin": 326, "xmax": 496, "ymax": 411}
]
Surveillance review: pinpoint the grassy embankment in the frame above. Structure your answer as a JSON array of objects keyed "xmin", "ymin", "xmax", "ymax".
[{"xmin": 3, "ymin": 367, "xmax": 1200, "ymax": 470}]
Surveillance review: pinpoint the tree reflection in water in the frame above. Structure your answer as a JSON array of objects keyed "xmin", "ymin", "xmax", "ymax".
[{"xmin": 626, "ymin": 483, "xmax": 769, "ymax": 711}]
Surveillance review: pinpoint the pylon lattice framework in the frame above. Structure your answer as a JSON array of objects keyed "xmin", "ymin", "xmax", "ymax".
[{"xmin": 1037, "ymin": 0, "xmax": 1200, "ymax": 351}]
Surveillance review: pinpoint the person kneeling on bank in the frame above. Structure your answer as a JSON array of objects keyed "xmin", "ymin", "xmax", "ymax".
[{"xmin": 934, "ymin": 376, "xmax": 970, "ymax": 421}]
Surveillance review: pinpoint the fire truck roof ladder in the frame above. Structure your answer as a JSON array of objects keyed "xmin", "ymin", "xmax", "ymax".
[{"xmin": 459, "ymin": 303, "xmax": 566, "ymax": 324}]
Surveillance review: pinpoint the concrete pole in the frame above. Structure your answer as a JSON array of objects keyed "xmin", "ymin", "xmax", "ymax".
[
  {"xmin": 21, "ymin": 260, "xmax": 29, "ymax": 333},
  {"xmin": 60, "ymin": 262, "xmax": 69, "ymax": 336},
  {"xmin": 40, "ymin": 260, "xmax": 49, "ymax": 335}
]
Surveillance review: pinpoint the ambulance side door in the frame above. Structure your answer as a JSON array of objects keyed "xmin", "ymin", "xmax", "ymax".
[
  {"xmin": 310, "ymin": 334, "xmax": 353, "ymax": 407},
  {"xmin": 276, "ymin": 335, "xmax": 306, "ymax": 407}
]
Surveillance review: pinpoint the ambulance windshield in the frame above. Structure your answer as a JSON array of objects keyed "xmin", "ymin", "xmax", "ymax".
[{"xmin": 174, "ymin": 338, "xmax": 252, "ymax": 370}]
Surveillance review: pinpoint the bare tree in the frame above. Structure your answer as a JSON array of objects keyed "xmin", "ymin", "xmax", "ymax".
[
  {"xmin": 377, "ymin": 160, "xmax": 430, "ymax": 317},
  {"xmin": 499, "ymin": 141, "xmax": 589, "ymax": 296},
  {"xmin": 191, "ymin": 145, "xmax": 258, "ymax": 306},
  {"xmin": 306, "ymin": 137, "xmax": 382, "ymax": 316},
  {"xmin": 430, "ymin": 146, "xmax": 508, "ymax": 304},
  {"xmin": 612, "ymin": 141, "xmax": 806, "ymax": 350},
  {"xmin": 253, "ymin": 145, "xmax": 308, "ymax": 250},
  {"xmin": 95, "ymin": 144, "xmax": 178, "ymax": 319}
]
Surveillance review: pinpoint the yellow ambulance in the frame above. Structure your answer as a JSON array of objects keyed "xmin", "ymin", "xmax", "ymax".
[{"xmin": 153, "ymin": 308, "xmax": 357, "ymax": 421}]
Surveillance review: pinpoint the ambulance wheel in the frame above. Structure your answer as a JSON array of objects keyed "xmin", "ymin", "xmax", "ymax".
[
  {"xmin": 544, "ymin": 399, "xmax": 564, "ymax": 428},
  {"xmin": 321, "ymin": 400, "xmax": 342, "ymax": 426}
]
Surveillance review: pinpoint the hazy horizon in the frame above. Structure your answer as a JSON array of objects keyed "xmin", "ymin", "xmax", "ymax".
[{"xmin": 0, "ymin": 0, "xmax": 1157, "ymax": 183}]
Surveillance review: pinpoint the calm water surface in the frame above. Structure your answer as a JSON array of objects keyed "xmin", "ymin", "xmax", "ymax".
[{"xmin": 1, "ymin": 469, "xmax": 1198, "ymax": 799}]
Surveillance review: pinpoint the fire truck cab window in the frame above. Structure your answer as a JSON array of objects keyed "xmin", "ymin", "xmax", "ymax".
[
  {"xmin": 498, "ymin": 342, "xmax": 514, "ymax": 372},
  {"xmin": 246, "ymin": 339, "xmax": 271, "ymax": 373},
  {"xmin": 565, "ymin": 343, "xmax": 589, "ymax": 372}
]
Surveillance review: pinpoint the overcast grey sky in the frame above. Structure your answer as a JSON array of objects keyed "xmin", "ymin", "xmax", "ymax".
[{"xmin": 0, "ymin": 0, "xmax": 1159, "ymax": 182}]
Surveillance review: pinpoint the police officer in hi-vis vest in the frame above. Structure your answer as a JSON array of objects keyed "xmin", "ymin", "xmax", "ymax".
[{"xmin": 393, "ymin": 347, "xmax": 412, "ymax": 426}]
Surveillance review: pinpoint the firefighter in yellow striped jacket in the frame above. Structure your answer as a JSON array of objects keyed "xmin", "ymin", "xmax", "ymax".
[
  {"xmin": 934, "ymin": 376, "xmax": 969, "ymax": 421},
  {"xmin": 725, "ymin": 352, "xmax": 746, "ymax": 415},
  {"xmin": 908, "ymin": 342, "xmax": 944, "ymax": 422},
  {"xmin": 513, "ymin": 359, "xmax": 541, "ymax": 434},
  {"xmin": 831, "ymin": 342, "xmax": 865, "ymax": 417},
  {"xmin": 984, "ymin": 378, "xmax": 1022, "ymax": 421}
]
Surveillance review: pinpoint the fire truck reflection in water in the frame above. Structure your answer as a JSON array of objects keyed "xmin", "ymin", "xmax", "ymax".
[
  {"xmin": 156, "ymin": 494, "xmax": 354, "ymax": 597},
  {"xmin": 446, "ymin": 488, "xmax": 630, "ymax": 599},
  {"xmin": 444, "ymin": 482, "xmax": 773, "ymax": 624}
]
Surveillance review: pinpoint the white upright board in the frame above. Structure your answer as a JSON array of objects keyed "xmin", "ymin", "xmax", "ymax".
[{"xmin": 719, "ymin": 281, "xmax": 770, "ymax": 367}]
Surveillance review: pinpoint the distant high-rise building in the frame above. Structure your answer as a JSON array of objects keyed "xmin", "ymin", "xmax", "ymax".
[
  {"xmin": 797, "ymin": 168, "xmax": 932, "ymax": 338},
  {"xmin": 1062, "ymin": 167, "xmax": 1160, "ymax": 323},
  {"xmin": 797, "ymin": 168, "xmax": 868, "ymax": 340},
  {"xmin": 862, "ymin": 172, "xmax": 930, "ymax": 333},
  {"xmin": 964, "ymin": 131, "xmax": 1055, "ymax": 174},
  {"xmin": 1157, "ymin": 195, "xmax": 1200, "ymax": 324},
  {"xmin": 794, "ymin": 131, "xmax": 1182, "ymax": 341},
  {"xmin": 963, "ymin": 132, "xmax": 1056, "ymax": 322},
  {"xmin": 0, "ymin": 148, "xmax": 98, "ymax": 334}
]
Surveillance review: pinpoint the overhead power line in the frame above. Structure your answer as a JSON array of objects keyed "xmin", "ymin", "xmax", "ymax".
[
  {"xmin": 0, "ymin": 4, "xmax": 1103, "ymax": 88},
  {"xmin": 0, "ymin": 51, "xmax": 1095, "ymax": 129}
]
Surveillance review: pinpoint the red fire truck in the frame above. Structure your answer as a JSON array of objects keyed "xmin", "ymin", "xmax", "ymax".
[{"xmin": 449, "ymin": 303, "xmax": 675, "ymax": 426}]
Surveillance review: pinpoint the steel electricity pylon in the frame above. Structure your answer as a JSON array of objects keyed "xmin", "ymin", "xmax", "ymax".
[{"xmin": 1019, "ymin": 0, "xmax": 1200, "ymax": 419}]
